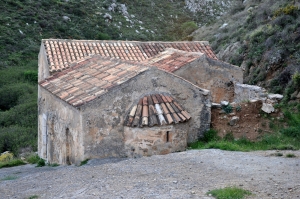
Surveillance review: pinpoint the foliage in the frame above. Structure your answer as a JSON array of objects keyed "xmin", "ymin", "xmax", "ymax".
[
  {"xmin": 292, "ymin": 72, "xmax": 300, "ymax": 89},
  {"xmin": 207, "ymin": 187, "xmax": 251, "ymax": 199},
  {"xmin": 222, "ymin": 104, "xmax": 233, "ymax": 114},
  {"xmin": 0, "ymin": 152, "xmax": 14, "ymax": 162},
  {"xmin": 48, "ymin": 163, "xmax": 59, "ymax": 167},
  {"xmin": 25, "ymin": 153, "xmax": 40, "ymax": 164},
  {"xmin": 23, "ymin": 70, "xmax": 38, "ymax": 83},
  {"xmin": 36, "ymin": 158, "xmax": 46, "ymax": 167},
  {"xmin": 27, "ymin": 196, "xmax": 39, "ymax": 199},
  {"xmin": 0, "ymin": 159, "xmax": 26, "ymax": 169},
  {"xmin": 286, "ymin": 153, "xmax": 296, "ymax": 158},
  {"xmin": 236, "ymin": 105, "xmax": 242, "ymax": 112},
  {"xmin": 80, "ymin": 159, "xmax": 89, "ymax": 166},
  {"xmin": 1, "ymin": 175, "xmax": 18, "ymax": 181},
  {"xmin": 273, "ymin": 5, "xmax": 299, "ymax": 18}
]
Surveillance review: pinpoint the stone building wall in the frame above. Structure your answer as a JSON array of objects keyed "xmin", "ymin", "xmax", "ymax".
[
  {"xmin": 174, "ymin": 55, "xmax": 243, "ymax": 103},
  {"xmin": 80, "ymin": 68, "xmax": 211, "ymax": 160},
  {"xmin": 38, "ymin": 43, "xmax": 50, "ymax": 81},
  {"xmin": 38, "ymin": 86, "xmax": 84, "ymax": 165}
]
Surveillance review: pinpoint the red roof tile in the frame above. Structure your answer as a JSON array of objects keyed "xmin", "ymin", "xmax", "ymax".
[
  {"xmin": 124, "ymin": 93, "xmax": 191, "ymax": 127},
  {"xmin": 143, "ymin": 48, "xmax": 203, "ymax": 73},
  {"xmin": 39, "ymin": 55, "xmax": 148, "ymax": 107},
  {"xmin": 43, "ymin": 40, "xmax": 217, "ymax": 73}
]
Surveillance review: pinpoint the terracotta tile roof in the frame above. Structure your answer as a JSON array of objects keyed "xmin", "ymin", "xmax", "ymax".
[
  {"xmin": 124, "ymin": 93, "xmax": 191, "ymax": 127},
  {"xmin": 143, "ymin": 48, "xmax": 203, "ymax": 73},
  {"xmin": 42, "ymin": 39, "xmax": 217, "ymax": 73},
  {"xmin": 39, "ymin": 55, "xmax": 148, "ymax": 107}
]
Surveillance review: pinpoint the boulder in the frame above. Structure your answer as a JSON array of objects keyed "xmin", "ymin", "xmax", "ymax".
[
  {"xmin": 229, "ymin": 116, "xmax": 239, "ymax": 126},
  {"xmin": 267, "ymin": 94, "xmax": 283, "ymax": 101},
  {"xmin": 261, "ymin": 103, "xmax": 274, "ymax": 114},
  {"xmin": 212, "ymin": 103, "xmax": 221, "ymax": 108},
  {"xmin": 221, "ymin": 101, "xmax": 229, "ymax": 106}
]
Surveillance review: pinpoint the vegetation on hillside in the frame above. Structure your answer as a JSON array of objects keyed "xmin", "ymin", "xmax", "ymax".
[{"xmin": 192, "ymin": 0, "xmax": 300, "ymax": 96}]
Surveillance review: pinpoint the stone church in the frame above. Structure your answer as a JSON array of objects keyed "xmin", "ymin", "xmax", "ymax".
[{"xmin": 38, "ymin": 40, "xmax": 242, "ymax": 165}]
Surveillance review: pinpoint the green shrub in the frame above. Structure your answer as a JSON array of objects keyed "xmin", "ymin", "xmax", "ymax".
[
  {"xmin": 236, "ymin": 105, "xmax": 242, "ymax": 112},
  {"xmin": 36, "ymin": 158, "xmax": 45, "ymax": 167},
  {"xmin": 280, "ymin": 126, "xmax": 300, "ymax": 140},
  {"xmin": 23, "ymin": 70, "xmax": 38, "ymax": 83},
  {"xmin": 222, "ymin": 104, "xmax": 233, "ymax": 114},
  {"xmin": 0, "ymin": 152, "xmax": 14, "ymax": 162},
  {"xmin": 0, "ymin": 159, "xmax": 26, "ymax": 169},
  {"xmin": 96, "ymin": 32, "xmax": 111, "ymax": 40},
  {"xmin": 292, "ymin": 72, "xmax": 300, "ymax": 89},
  {"xmin": 80, "ymin": 159, "xmax": 89, "ymax": 166},
  {"xmin": 207, "ymin": 187, "xmax": 251, "ymax": 199},
  {"xmin": 286, "ymin": 153, "xmax": 296, "ymax": 158},
  {"xmin": 201, "ymin": 129, "xmax": 220, "ymax": 143},
  {"xmin": 25, "ymin": 153, "xmax": 40, "ymax": 164},
  {"xmin": 273, "ymin": 5, "xmax": 299, "ymax": 18}
]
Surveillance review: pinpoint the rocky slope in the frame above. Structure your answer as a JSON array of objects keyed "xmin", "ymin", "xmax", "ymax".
[{"xmin": 192, "ymin": 0, "xmax": 300, "ymax": 99}]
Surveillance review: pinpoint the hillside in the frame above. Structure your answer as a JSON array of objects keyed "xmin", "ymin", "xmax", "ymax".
[
  {"xmin": 192, "ymin": 0, "xmax": 300, "ymax": 101},
  {"xmin": 0, "ymin": 0, "xmax": 233, "ymax": 154}
]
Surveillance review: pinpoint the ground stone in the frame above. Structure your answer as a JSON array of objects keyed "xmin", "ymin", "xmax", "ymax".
[
  {"xmin": 268, "ymin": 94, "xmax": 283, "ymax": 100},
  {"xmin": 261, "ymin": 103, "xmax": 274, "ymax": 114},
  {"xmin": 230, "ymin": 116, "xmax": 239, "ymax": 126}
]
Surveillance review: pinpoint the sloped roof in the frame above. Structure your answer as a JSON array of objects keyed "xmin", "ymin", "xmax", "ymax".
[
  {"xmin": 124, "ymin": 93, "xmax": 191, "ymax": 128},
  {"xmin": 39, "ymin": 55, "xmax": 148, "ymax": 107},
  {"xmin": 42, "ymin": 39, "xmax": 218, "ymax": 73},
  {"xmin": 144, "ymin": 48, "xmax": 203, "ymax": 73}
]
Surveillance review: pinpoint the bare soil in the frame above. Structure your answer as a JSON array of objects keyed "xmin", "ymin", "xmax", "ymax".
[
  {"xmin": 0, "ymin": 149, "xmax": 299, "ymax": 199},
  {"xmin": 211, "ymin": 101, "xmax": 283, "ymax": 141}
]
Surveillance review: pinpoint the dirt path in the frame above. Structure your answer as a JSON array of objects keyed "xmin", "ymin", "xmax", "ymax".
[{"xmin": 0, "ymin": 149, "xmax": 299, "ymax": 199}]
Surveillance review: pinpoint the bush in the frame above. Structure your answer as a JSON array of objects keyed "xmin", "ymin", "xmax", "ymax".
[
  {"xmin": 0, "ymin": 159, "xmax": 26, "ymax": 169},
  {"xmin": 292, "ymin": 72, "xmax": 300, "ymax": 89},
  {"xmin": 36, "ymin": 158, "xmax": 45, "ymax": 167},
  {"xmin": 222, "ymin": 104, "xmax": 233, "ymax": 114},
  {"xmin": 201, "ymin": 129, "xmax": 220, "ymax": 142},
  {"xmin": 23, "ymin": 70, "xmax": 38, "ymax": 83},
  {"xmin": 273, "ymin": 5, "xmax": 299, "ymax": 18},
  {"xmin": 25, "ymin": 153, "xmax": 40, "ymax": 164},
  {"xmin": 0, "ymin": 151, "xmax": 14, "ymax": 162}
]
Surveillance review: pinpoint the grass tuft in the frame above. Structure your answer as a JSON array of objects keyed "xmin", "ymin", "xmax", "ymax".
[
  {"xmin": 286, "ymin": 153, "xmax": 296, "ymax": 158},
  {"xmin": 80, "ymin": 159, "xmax": 89, "ymax": 166},
  {"xmin": 1, "ymin": 175, "xmax": 18, "ymax": 181},
  {"xmin": 208, "ymin": 187, "xmax": 251, "ymax": 199}
]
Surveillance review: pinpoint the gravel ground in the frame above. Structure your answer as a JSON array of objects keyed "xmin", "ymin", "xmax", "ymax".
[{"xmin": 0, "ymin": 149, "xmax": 299, "ymax": 199}]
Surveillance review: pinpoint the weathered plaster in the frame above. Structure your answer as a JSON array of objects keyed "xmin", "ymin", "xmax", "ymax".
[
  {"xmin": 80, "ymin": 68, "xmax": 211, "ymax": 161},
  {"xmin": 174, "ymin": 55, "xmax": 243, "ymax": 103},
  {"xmin": 38, "ymin": 86, "xmax": 84, "ymax": 165},
  {"xmin": 38, "ymin": 42, "xmax": 50, "ymax": 81}
]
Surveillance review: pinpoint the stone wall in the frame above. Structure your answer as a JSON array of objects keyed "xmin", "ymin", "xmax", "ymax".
[
  {"xmin": 174, "ymin": 55, "xmax": 243, "ymax": 103},
  {"xmin": 38, "ymin": 86, "xmax": 84, "ymax": 165},
  {"xmin": 124, "ymin": 125, "xmax": 187, "ymax": 158},
  {"xmin": 234, "ymin": 83, "xmax": 267, "ymax": 103},
  {"xmin": 80, "ymin": 67, "xmax": 211, "ymax": 160}
]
